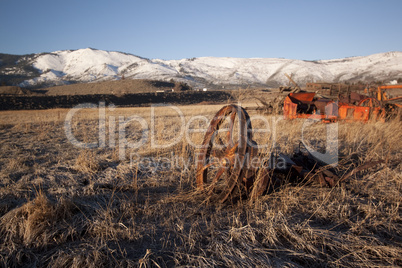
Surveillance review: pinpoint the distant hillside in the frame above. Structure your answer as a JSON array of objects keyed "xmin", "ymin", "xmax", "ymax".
[
  {"xmin": 43, "ymin": 79, "xmax": 191, "ymax": 96},
  {"xmin": 1, "ymin": 48, "xmax": 401, "ymax": 90},
  {"xmin": 0, "ymin": 86, "xmax": 31, "ymax": 95}
]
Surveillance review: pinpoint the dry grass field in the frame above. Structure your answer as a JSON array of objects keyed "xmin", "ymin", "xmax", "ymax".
[
  {"xmin": 44, "ymin": 79, "xmax": 187, "ymax": 96},
  {"xmin": 0, "ymin": 79, "xmax": 190, "ymax": 96},
  {"xmin": 0, "ymin": 102, "xmax": 401, "ymax": 267}
]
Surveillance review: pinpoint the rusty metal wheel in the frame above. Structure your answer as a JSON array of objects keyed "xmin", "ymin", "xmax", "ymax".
[{"xmin": 196, "ymin": 104, "xmax": 253, "ymax": 203}]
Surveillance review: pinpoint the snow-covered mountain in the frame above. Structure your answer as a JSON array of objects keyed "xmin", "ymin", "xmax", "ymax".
[{"xmin": 0, "ymin": 48, "xmax": 401, "ymax": 89}]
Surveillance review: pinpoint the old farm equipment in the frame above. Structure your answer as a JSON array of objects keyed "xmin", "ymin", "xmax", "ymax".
[
  {"xmin": 283, "ymin": 92, "xmax": 338, "ymax": 122},
  {"xmin": 196, "ymin": 104, "xmax": 339, "ymax": 203},
  {"xmin": 283, "ymin": 92, "xmax": 387, "ymax": 122},
  {"xmin": 377, "ymin": 84, "xmax": 402, "ymax": 104},
  {"xmin": 338, "ymin": 97, "xmax": 385, "ymax": 122},
  {"xmin": 376, "ymin": 85, "xmax": 402, "ymax": 118}
]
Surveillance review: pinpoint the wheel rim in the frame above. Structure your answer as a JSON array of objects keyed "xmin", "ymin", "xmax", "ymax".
[{"xmin": 196, "ymin": 104, "xmax": 252, "ymax": 202}]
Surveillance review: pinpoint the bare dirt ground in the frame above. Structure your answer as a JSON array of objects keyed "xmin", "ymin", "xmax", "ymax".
[{"xmin": 0, "ymin": 102, "xmax": 401, "ymax": 267}]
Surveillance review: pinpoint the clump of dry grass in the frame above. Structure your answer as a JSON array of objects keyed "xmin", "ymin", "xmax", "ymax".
[
  {"xmin": 0, "ymin": 191, "xmax": 79, "ymax": 249},
  {"xmin": 3, "ymin": 157, "xmax": 29, "ymax": 175},
  {"xmin": 74, "ymin": 150, "xmax": 101, "ymax": 174},
  {"xmin": 46, "ymin": 247, "xmax": 116, "ymax": 268}
]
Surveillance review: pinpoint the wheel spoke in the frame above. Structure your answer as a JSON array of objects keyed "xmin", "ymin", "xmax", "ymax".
[
  {"xmin": 227, "ymin": 112, "xmax": 236, "ymax": 147},
  {"xmin": 211, "ymin": 148, "xmax": 227, "ymax": 159},
  {"xmin": 206, "ymin": 166, "xmax": 226, "ymax": 194}
]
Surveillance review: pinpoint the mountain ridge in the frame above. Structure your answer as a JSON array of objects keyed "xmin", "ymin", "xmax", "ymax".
[{"xmin": 0, "ymin": 48, "xmax": 401, "ymax": 89}]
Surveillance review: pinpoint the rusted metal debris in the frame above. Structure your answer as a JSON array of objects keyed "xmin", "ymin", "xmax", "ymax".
[
  {"xmin": 195, "ymin": 104, "xmax": 396, "ymax": 203},
  {"xmin": 282, "ymin": 84, "xmax": 402, "ymax": 122},
  {"xmin": 196, "ymin": 104, "xmax": 341, "ymax": 203},
  {"xmin": 283, "ymin": 92, "xmax": 387, "ymax": 122},
  {"xmin": 338, "ymin": 158, "xmax": 401, "ymax": 183},
  {"xmin": 253, "ymin": 96, "xmax": 285, "ymax": 115}
]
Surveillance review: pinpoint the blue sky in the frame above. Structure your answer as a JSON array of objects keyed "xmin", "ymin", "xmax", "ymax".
[{"xmin": 1, "ymin": 0, "xmax": 401, "ymax": 60}]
